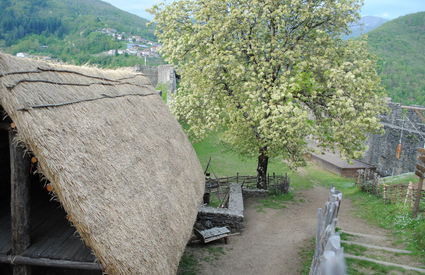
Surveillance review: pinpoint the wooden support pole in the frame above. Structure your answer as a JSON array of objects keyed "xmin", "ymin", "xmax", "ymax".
[
  {"xmin": 0, "ymin": 255, "xmax": 102, "ymax": 271},
  {"xmin": 412, "ymin": 177, "xmax": 424, "ymax": 217},
  {"xmin": 9, "ymin": 128, "xmax": 32, "ymax": 275}
]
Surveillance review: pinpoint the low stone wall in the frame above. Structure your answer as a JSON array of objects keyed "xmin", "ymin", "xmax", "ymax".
[
  {"xmin": 197, "ymin": 183, "xmax": 244, "ymax": 232},
  {"xmin": 242, "ymin": 188, "xmax": 269, "ymax": 199}
]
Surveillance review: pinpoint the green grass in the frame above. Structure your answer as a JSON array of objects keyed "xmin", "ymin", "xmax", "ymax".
[
  {"xmin": 346, "ymin": 258, "xmax": 424, "ymax": 275},
  {"xmin": 192, "ymin": 133, "xmax": 288, "ymax": 177},
  {"xmin": 177, "ymin": 251, "xmax": 199, "ymax": 275},
  {"xmin": 299, "ymin": 237, "xmax": 315, "ymax": 275},
  {"xmin": 381, "ymin": 172, "xmax": 417, "ymax": 185},
  {"xmin": 208, "ymin": 192, "xmax": 222, "ymax": 208}
]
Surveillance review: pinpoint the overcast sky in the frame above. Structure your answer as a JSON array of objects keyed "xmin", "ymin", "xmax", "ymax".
[{"xmin": 102, "ymin": 0, "xmax": 425, "ymax": 21}]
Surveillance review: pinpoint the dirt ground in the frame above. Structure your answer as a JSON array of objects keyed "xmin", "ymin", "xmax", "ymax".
[
  {"xmin": 196, "ymin": 186, "xmax": 328, "ymax": 275},
  {"xmin": 193, "ymin": 186, "xmax": 411, "ymax": 275}
]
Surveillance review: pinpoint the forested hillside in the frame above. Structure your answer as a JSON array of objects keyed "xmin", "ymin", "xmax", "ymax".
[
  {"xmin": 367, "ymin": 12, "xmax": 425, "ymax": 106},
  {"xmin": 0, "ymin": 0, "xmax": 158, "ymax": 67}
]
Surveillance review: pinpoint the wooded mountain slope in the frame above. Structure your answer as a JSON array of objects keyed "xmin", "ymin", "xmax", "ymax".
[
  {"xmin": 0, "ymin": 0, "xmax": 155, "ymax": 66},
  {"xmin": 367, "ymin": 12, "xmax": 425, "ymax": 106}
]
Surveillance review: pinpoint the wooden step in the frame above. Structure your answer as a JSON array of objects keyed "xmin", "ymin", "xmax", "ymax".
[
  {"xmin": 345, "ymin": 254, "xmax": 425, "ymax": 273},
  {"xmin": 341, "ymin": 240, "xmax": 412, "ymax": 254}
]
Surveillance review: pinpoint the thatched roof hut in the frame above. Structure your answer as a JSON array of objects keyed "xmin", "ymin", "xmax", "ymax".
[{"xmin": 0, "ymin": 53, "xmax": 204, "ymax": 274}]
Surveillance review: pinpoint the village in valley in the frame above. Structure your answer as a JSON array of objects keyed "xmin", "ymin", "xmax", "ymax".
[{"xmin": 98, "ymin": 28, "xmax": 161, "ymax": 58}]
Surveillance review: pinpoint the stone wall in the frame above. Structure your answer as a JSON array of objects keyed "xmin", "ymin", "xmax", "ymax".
[
  {"xmin": 362, "ymin": 102, "xmax": 425, "ymax": 176},
  {"xmin": 242, "ymin": 188, "xmax": 269, "ymax": 199},
  {"xmin": 134, "ymin": 65, "xmax": 177, "ymax": 100},
  {"xmin": 197, "ymin": 183, "xmax": 244, "ymax": 232},
  {"xmin": 134, "ymin": 65, "xmax": 158, "ymax": 87}
]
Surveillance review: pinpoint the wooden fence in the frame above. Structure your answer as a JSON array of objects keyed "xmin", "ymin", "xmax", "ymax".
[
  {"xmin": 356, "ymin": 169, "xmax": 425, "ymax": 209},
  {"xmin": 310, "ymin": 187, "xmax": 346, "ymax": 275},
  {"xmin": 206, "ymin": 173, "xmax": 290, "ymax": 193}
]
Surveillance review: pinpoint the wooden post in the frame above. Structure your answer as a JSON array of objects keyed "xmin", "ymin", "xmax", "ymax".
[
  {"xmin": 413, "ymin": 177, "xmax": 424, "ymax": 217},
  {"xmin": 413, "ymin": 149, "xmax": 425, "ymax": 217},
  {"xmin": 9, "ymin": 128, "xmax": 32, "ymax": 275},
  {"xmin": 236, "ymin": 172, "xmax": 239, "ymax": 184}
]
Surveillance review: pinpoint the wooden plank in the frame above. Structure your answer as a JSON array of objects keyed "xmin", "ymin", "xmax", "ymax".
[
  {"xmin": 59, "ymin": 231, "xmax": 91, "ymax": 261},
  {"xmin": 0, "ymin": 255, "xmax": 101, "ymax": 271},
  {"xmin": 415, "ymin": 170, "xmax": 423, "ymax": 178},
  {"xmin": 9, "ymin": 128, "xmax": 32, "ymax": 275},
  {"xmin": 341, "ymin": 240, "xmax": 412, "ymax": 254},
  {"xmin": 26, "ymin": 214, "xmax": 68, "ymax": 259},
  {"xmin": 418, "ymin": 156, "xmax": 425, "ymax": 164},
  {"xmin": 417, "ymin": 148, "xmax": 425, "ymax": 155}
]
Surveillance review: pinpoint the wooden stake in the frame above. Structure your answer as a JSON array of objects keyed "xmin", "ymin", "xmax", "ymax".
[
  {"xmin": 9, "ymin": 129, "xmax": 32, "ymax": 275},
  {"xmin": 413, "ymin": 177, "xmax": 424, "ymax": 217}
]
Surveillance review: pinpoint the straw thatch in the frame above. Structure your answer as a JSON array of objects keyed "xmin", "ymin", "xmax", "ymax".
[{"xmin": 0, "ymin": 53, "xmax": 205, "ymax": 274}]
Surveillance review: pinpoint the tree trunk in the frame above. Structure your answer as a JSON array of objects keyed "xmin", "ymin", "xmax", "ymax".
[{"xmin": 256, "ymin": 147, "xmax": 269, "ymax": 189}]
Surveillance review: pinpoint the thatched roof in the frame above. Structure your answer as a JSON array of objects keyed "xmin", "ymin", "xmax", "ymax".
[{"xmin": 0, "ymin": 53, "xmax": 204, "ymax": 274}]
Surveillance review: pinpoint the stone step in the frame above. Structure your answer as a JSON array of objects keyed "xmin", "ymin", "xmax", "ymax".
[{"xmin": 345, "ymin": 254, "xmax": 425, "ymax": 273}]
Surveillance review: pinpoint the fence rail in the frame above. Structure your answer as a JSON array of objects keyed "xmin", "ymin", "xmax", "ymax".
[
  {"xmin": 206, "ymin": 173, "xmax": 290, "ymax": 193},
  {"xmin": 310, "ymin": 187, "xmax": 346, "ymax": 275}
]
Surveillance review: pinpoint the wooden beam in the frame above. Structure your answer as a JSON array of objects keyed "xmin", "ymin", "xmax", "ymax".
[
  {"xmin": 9, "ymin": 128, "xmax": 32, "ymax": 275},
  {"xmin": 401, "ymin": 105, "xmax": 425, "ymax": 111},
  {"xmin": 0, "ymin": 255, "xmax": 102, "ymax": 271}
]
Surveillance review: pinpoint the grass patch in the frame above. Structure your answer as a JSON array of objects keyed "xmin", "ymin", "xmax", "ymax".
[
  {"xmin": 381, "ymin": 172, "xmax": 417, "ymax": 185},
  {"xmin": 193, "ymin": 133, "xmax": 288, "ymax": 176},
  {"xmin": 342, "ymin": 243, "xmax": 368, "ymax": 256},
  {"xmin": 255, "ymin": 192, "xmax": 294, "ymax": 212},
  {"xmin": 299, "ymin": 237, "xmax": 315, "ymax": 275},
  {"xmin": 156, "ymin": 83, "xmax": 168, "ymax": 103},
  {"xmin": 346, "ymin": 258, "xmax": 423, "ymax": 275},
  {"xmin": 201, "ymin": 246, "xmax": 226, "ymax": 262},
  {"xmin": 208, "ymin": 192, "xmax": 222, "ymax": 208},
  {"xmin": 177, "ymin": 250, "xmax": 199, "ymax": 275}
]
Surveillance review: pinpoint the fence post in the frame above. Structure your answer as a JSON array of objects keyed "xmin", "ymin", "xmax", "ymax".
[
  {"xmin": 413, "ymin": 177, "xmax": 424, "ymax": 217},
  {"xmin": 237, "ymin": 172, "xmax": 239, "ymax": 184}
]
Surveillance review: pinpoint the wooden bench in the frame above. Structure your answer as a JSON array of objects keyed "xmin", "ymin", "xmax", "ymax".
[{"xmin": 194, "ymin": 227, "xmax": 231, "ymax": 244}]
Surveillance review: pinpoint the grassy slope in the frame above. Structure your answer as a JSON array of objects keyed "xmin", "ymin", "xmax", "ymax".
[
  {"xmin": 192, "ymin": 133, "xmax": 288, "ymax": 177},
  {"xmin": 367, "ymin": 12, "xmax": 425, "ymax": 105}
]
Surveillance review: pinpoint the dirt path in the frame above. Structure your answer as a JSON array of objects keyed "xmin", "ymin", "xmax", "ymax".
[
  {"xmin": 196, "ymin": 186, "xmax": 329, "ymax": 275},
  {"xmin": 193, "ymin": 186, "xmax": 422, "ymax": 275}
]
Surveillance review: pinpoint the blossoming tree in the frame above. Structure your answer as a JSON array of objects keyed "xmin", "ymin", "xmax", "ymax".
[{"xmin": 151, "ymin": 0, "xmax": 386, "ymax": 189}]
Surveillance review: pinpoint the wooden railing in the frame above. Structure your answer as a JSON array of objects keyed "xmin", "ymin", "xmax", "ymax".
[
  {"xmin": 206, "ymin": 173, "xmax": 290, "ymax": 193},
  {"xmin": 310, "ymin": 187, "xmax": 346, "ymax": 275}
]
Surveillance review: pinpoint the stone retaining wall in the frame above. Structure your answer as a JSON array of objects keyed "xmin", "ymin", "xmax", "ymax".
[{"xmin": 197, "ymin": 183, "xmax": 244, "ymax": 232}]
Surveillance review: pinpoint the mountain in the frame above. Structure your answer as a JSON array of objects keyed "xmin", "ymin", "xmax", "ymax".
[
  {"xmin": 0, "ymin": 0, "xmax": 159, "ymax": 67},
  {"xmin": 346, "ymin": 16, "xmax": 388, "ymax": 39},
  {"xmin": 367, "ymin": 12, "xmax": 425, "ymax": 106}
]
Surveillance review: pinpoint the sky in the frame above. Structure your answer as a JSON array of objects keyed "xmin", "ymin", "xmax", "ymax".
[{"xmin": 102, "ymin": 0, "xmax": 425, "ymax": 21}]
